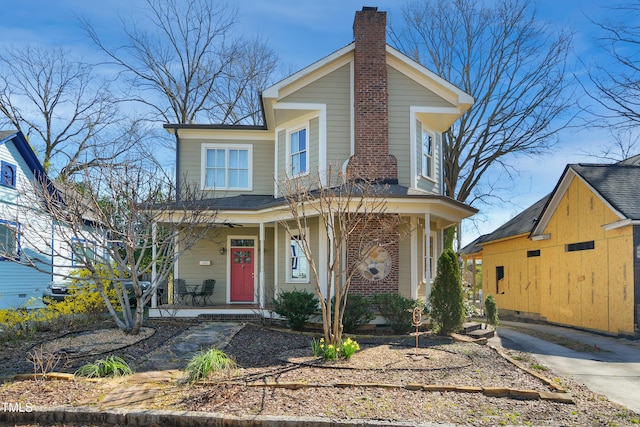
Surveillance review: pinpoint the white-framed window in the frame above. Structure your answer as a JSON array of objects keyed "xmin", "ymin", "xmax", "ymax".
[
  {"xmin": 71, "ymin": 239, "xmax": 96, "ymax": 266},
  {"xmin": 287, "ymin": 229, "xmax": 309, "ymax": 282},
  {"xmin": 1, "ymin": 161, "xmax": 17, "ymax": 188},
  {"xmin": 421, "ymin": 126, "xmax": 434, "ymax": 179},
  {"xmin": 424, "ymin": 230, "xmax": 435, "ymax": 283},
  {"xmin": 0, "ymin": 220, "xmax": 19, "ymax": 260},
  {"xmin": 202, "ymin": 144, "xmax": 252, "ymax": 190},
  {"xmin": 289, "ymin": 127, "xmax": 308, "ymax": 176}
]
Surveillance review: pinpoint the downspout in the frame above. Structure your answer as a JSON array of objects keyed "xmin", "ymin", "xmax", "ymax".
[{"xmin": 175, "ymin": 128, "xmax": 181, "ymax": 201}]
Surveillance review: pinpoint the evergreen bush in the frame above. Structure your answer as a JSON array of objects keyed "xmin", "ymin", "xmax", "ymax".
[
  {"xmin": 273, "ymin": 289, "xmax": 318, "ymax": 331},
  {"xmin": 484, "ymin": 294, "xmax": 499, "ymax": 327},
  {"xmin": 371, "ymin": 293, "xmax": 422, "ymax": 334},
  {"xmin": 429, "ymin": 248, "xmax": 465, "ymax": 335},
  {"xmin": 332, "ymin": 294, "xmax": 375, "ymax": 333}
]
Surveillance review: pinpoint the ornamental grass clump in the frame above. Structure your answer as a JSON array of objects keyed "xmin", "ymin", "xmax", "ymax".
[
  {"xmin": 311, "ymin": 337, "xmax": 361, "ymax": 361},
  {"xmin": 185, "ymin": 348, "xmax": 237, "ymax": 383},
  {"xmin": 74, "ymin": 356, "xmax": 133, "ymax": 378}
]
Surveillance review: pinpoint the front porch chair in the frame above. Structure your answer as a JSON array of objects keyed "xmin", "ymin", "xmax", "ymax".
[
  {"xmin": 174, "ymin": 279, "xmax": 195, "ymax": 305},
  {"xmin": 194, "ymin": 279, "xmax": 215, "ymax": 305}
]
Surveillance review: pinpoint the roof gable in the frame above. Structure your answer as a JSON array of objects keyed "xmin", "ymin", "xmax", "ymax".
[
  {"xmin": 260, "ymin": 42, "xmax": 473, "ymax": 131},
  {"xmin": 531, "ymin": 160, "xmax": 640, "ymax": 237},
  {"xmin": 0, "ymin": 130, "xmax": 46, "ymax": 178}
]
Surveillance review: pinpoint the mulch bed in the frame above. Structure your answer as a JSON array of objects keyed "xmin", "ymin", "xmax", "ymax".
[{"xmin": 1, "ymin": 321, "xmax": 639, "ymax": 426}]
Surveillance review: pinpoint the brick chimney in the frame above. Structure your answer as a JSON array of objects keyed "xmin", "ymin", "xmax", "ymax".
[{"xmin": 348, "ymin": 6, "xmax": 397, "ymax": 183}]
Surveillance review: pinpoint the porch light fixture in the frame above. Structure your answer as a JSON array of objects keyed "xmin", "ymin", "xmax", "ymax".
[{"xmin": 219, "ymin": 247, "xmax": 226, "ymax": 255}]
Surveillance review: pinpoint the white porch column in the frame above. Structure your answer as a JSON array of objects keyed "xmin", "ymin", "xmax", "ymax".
[
  {"xmin": 274, "ymin": 223, "xmax": 279, "ymax": 298},
  {"xmin": 259, "ymin": 222, "xmax": 265, "ymax": 308},
  {"xmin": 410, "ymin": 216, "xmax": 418, "ymax": 299},
  {"xmin": 424, "ymin": 213, "xmax": 432, "ymax": 299},
  {"xmin": 151, "ymin": 221, "xmax": 157, "ymax": 308}
]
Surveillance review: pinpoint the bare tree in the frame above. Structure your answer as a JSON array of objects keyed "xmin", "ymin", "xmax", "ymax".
[
  {"xmin": 277, "ymin": 166, "xmax": 401, "ymax": 346},
  {"xmin": 391, "ymin": 0, "xmax": 575, "ymax": 207},
  {"xmin": 3, "ymin": 162, "xmax": 219, "ymax": 334},
  {"xmin": 586, "ymin": 2, "xmax": 640, "ymax": 129},
  {"xmin": 583, "ymin": 128, "xmax": 640, "ymax": 162},
  {"xmin": 0, "ymin": 45, "xmax": 131, "ymax": 177},
  {"xmin": 82, "ymin": 0, "xmax": 278, "ymax": 126}
]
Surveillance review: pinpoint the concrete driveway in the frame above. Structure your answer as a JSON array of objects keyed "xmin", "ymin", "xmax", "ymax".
[{"xmin": 489, "ymin": 321, "xmax": 640, "ymax": 413}]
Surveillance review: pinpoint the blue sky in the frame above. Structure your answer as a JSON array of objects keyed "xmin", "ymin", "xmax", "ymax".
[{"xmin": 1, "ymin": 0, "xmax": 627, "ymax": 244}]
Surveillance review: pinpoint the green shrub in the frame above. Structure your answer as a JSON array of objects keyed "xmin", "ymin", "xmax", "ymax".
[
  {"xmin": 74, "ymin": 356, "xmax": 133, "ymax": 378},
  {"xmin": 273, "ymin": 289, "xmax": 318, "ymax": 331},
  {"xmin": 429, "ymin": 248, "xmax": 465, "ymax": 335},
  {"xmin": 185, "ymin": 348, "xmax": 237, "ymax": 383},
  {"xmin": 332, "ymin": 294, "xmax": 375, "ymax": 333},
  {"xmin": 371, "ymin": 293, "xmax": 422, "ymax": 334},
  {"xmin": 484, "ymin": 294, "xmax": 499, "ymax": 327}
]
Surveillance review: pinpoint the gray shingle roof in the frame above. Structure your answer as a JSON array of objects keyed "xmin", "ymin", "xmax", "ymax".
[
  {"xmin": 479, "ymin": 155, "xmax": 640, "ymax": 246},
  {"xmin": 476, "ymin": 195, "xmax": 550, "ymax": 244},
  {"xmin": 572, "ymin": 163, "xmax": 640, "ymax": 220},
  {"xmin": 160, "ymin": 184, "xmax": 477, "ymax": 213}
]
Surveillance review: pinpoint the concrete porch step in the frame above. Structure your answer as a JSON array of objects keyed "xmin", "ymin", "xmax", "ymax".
[
  {"xmin": 463, "ymin": 322, "xmax": 482, "ymax": 334},
  {"xmin": 465, "ymin": 324, "xmax": 495, "ymax": 339}
]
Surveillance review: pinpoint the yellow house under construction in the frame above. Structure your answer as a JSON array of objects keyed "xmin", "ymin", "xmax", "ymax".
[{"xmin": 466, "ymin": 156, "xmax": 640, "ymax": 337}]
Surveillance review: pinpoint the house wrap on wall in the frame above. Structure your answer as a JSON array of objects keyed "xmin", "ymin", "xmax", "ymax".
[
  {"xmin": 150, "ymin": 7, "xmax": 476, "ymax": 318},
  {"xmin": 465, "ymin": 156, "xmax": 640, "ymax": 337}
]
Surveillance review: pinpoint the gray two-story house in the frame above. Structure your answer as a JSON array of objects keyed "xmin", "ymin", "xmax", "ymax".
[{"xmin": 149, "ymin": 7, "xmax": 476, "ymax": 319}]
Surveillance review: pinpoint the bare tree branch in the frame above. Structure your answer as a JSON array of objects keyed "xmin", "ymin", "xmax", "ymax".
[
  {"xmin": 390, "ymin": 0, "xmax": 576, "ymax": 207},
  {"xmin": 2, "ymin": 161, "xmax": 220, "ymax": 334},
  {"xmin": 276, "ymin": 166, "xmax": 401, "ymax": 346},
  {"xmin": 584, "ymin": 2, "xmax": 640, "ymax": 131},
  {"xmin": 0, "ymin": 45, "xmax": 128, "ymax": 177},
  {"xmin": 81, "ymin": 0, "xmax": 278, "ymax": 126}
]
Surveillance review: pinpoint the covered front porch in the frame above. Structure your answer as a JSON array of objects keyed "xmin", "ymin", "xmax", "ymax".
[{"xmin": 148, "ymin": 190, "xmax": 476, "ymax": 319}]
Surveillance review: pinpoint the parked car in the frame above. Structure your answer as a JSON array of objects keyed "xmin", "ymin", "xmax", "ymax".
[{"xmin": 43, "ymin": 279, "xmax": 151, "ymax": 306}]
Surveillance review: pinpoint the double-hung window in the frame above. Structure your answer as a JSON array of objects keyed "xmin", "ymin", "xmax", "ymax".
[
  {"xmin": 203, "ymin": 145, "xmax": 252, "ymax": 190},
  {"xmin": 421, "ymin": 127, "xmax": 434, "ymax": 179},
  {"xmin": 71, "ymin": 239, "xmax": 96, "ymax": 266},
  {"xmin": 288, "ymin": 230, "xmax": 309, "ymax": 282},
  {"xmin": 289, "ymin": 128, "xmax": 308, "ymax": 176},
  {"xmin": 0, "ymin": 220, "xmax": 19, "ymax": 260}
]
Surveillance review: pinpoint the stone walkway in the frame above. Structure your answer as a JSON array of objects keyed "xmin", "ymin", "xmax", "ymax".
[{"xmin": 99, "ymin": 321, "xmax": 245, "ymax": 410}]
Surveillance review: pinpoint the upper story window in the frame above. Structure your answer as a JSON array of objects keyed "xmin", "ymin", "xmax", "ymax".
[
  {"xmin": 289, "ymin": 128, "xmax": 308, "ymax": 176},
  {"xmin": 421, "ymin": 127, "xmax": 434, "ymax": 179},
  {"xmin": 71, "ymin": 239, "xmax": 96, "ymax": 267},
  {"xmin": 288, "ymin": 229, "xmax": 309, "ymax": 283},
  {"xmin": 1, "ymin": 161, "xmax": 17, "ymax": 188},
  {"xmin": 202, "ymin": 144, "xmax": 252, "ymax": 191},
  {"xmin": 0, "ymin": 220, "xmax": 19, "ymax": 261}
]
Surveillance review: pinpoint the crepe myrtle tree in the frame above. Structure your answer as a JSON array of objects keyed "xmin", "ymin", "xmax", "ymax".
[
  {"xmin": 276, "ymin": 165, "xmax": 401, "ymax": 347},
  {"xmin": 4, "ymin": 161, "xmax": 220, "ymax": 335}
]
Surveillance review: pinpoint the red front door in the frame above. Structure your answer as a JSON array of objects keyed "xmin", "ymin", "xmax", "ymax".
[{"xmin": 230, "ymin": 247, "xmax": 254, "ymax": 302}]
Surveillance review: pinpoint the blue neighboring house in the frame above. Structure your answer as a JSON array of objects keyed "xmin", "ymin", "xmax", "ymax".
[{"xmin": 0, "ymin": 130, "xmax": 54, "ymax": 309}]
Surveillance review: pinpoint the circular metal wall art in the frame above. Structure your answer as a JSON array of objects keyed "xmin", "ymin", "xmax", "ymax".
[{"xmin": 358, "ymin": 245, "xmax": 392, "ymax": 282}]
